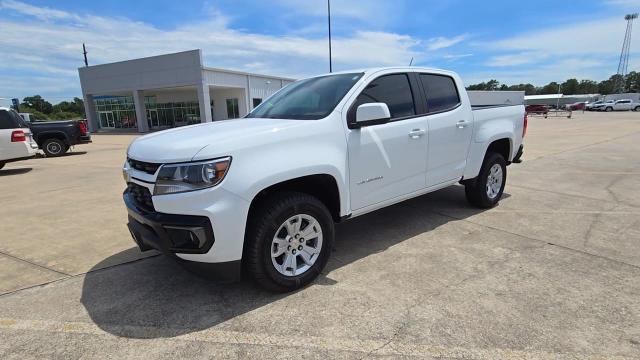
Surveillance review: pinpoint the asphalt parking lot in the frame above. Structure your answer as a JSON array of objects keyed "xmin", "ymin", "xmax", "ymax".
[{"xmin": 1, "ymin": 111, "xmax": 639, "ymax": 359}]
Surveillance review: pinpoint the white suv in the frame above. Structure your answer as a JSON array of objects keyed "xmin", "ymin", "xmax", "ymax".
[{"xmin": 0, "ymin": 107, "xmax": 39, "ymax": 169}]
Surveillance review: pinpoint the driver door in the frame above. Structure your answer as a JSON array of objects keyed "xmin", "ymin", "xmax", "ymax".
[{"xmin": 346, "ymin": 73, "xmax": 428, "ymax": 211}]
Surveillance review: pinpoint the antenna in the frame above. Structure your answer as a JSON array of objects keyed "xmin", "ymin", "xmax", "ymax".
[
  {"xmin": 83, "ymin": 43, "xmax": 88, "ymax": 67},
  {"xmin": 409, "ymin": 57, "xmax": 414, "ymax": 66},
  {"xmin": 614, "ymin": 13, "xmax": 638, "ymax": 93},
  {"xmin": 327, "ymin": 0, "xmax": 332, "ymax": 73}
]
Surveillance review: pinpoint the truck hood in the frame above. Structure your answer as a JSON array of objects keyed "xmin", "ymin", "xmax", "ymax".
[{"xmin": 127, "ymin": 118, "xmax": 308, "ymax": 163}]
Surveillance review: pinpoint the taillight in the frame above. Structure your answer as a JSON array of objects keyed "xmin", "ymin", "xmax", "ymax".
[
  {"xmin": 11, "ymin": 130, "xmax": 26, "ymax": 142},
  {"xmin": 522, "ymin": 113, "xmax": 528, "ymax": 138},
  {"xmin": 78, "ymin": 121, "xmax": 88, "ymax": 135}
]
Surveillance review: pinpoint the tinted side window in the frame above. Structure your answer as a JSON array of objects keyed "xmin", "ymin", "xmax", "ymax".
[
  {"xmin": 420, "ymin": 74, "xmax": 461, "ymax": 113},
  {"xmin": 349, "ymin": 74, "xmax": 415, "ymax": 122},
  {"xmin": 0, "ymin": 110, "xmax": 17, "ymax": 129}
]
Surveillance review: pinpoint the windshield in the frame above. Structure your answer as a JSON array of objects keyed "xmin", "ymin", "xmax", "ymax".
[{"xmin": 246, "ymin": 72, "xmax": 363, "ymax": 120}]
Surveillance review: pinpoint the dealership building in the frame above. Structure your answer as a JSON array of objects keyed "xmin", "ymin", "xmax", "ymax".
[{"xmin": 78, "ymin": 49, "xmax": 294, "ymax": 133}]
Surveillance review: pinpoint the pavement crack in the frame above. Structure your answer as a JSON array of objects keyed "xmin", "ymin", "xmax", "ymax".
[
  {"xmin": 0, "ymin": 250, "xmax": 70, "ymax": 277},
  {"xmin": 428, "ymin": 210, "xmax": 640, "ymax": 271}
]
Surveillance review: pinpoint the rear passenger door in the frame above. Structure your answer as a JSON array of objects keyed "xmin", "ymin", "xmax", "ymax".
[
  {"xmin": 346, "ymin": 73, "xmax": 428, "ymax": 211},
  {"xmin": 418, "ymin": 73, "xmax": 473, "ymax": 187}
]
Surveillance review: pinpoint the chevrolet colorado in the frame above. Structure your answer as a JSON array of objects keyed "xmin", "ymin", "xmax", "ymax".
[{"xmin": 123, "ymin": 67, "xmax": 526, "ymax": 292}]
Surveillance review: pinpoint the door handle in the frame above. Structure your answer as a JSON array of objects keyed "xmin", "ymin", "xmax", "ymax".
[
  {"xmin": 408, "ymin": 129, "xmax": 425, "ymax": 139},
  {"xmin": 456, "ymin": 120, "xmax": 469, "ymax": 129}
]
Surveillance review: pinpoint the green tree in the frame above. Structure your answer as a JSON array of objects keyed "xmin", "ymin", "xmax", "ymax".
[
  {"xmin": 625, "ymin": 71, "xmax": 640, "ymax": 93},
  {"xmin": 52, "ymin": 97, "xmax": 85, "ymax": 115},
  {"xmin": 577, "ymin": 80, "xmax": 599, "ymax": 94},
  {"xmin": 560, "ymin": 78, "xmax": 579, "ymax": 95},
  {"xmin": 540, "ymin": 82, "xmax": 560, "ymax": 95},
  {"xmin": 21, "ymin": 95, "xmax": 53, "ymax": 114},
  {"xmin": 17, "ymin": 106, "xmax": 49, "ymax": 120}
]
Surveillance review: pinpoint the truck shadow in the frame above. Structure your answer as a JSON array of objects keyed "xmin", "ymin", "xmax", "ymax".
[{"xmin": 80, "ymin": 185, "xmax": 506, "ymax": 339}]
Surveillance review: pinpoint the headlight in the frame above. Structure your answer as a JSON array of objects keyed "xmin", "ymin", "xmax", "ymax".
[{"xmin": 154, "ymin": 157, "xmax": 231, "ymax": 195}]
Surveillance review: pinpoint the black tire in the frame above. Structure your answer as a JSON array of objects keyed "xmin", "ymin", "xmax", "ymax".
[
  {"xmin": 0, "ymin": 163, "xmax": 4, "ymax": 170},
  {"xmin": 42, "ymin": 138, "xmax": 67, "ymax": 157},
  {"xmin": 634, "ymin": 106, "xmax": 640, "ymax": 112},
  {"xmin": 605, "ymin": 107, "xmax": 613, "ymax": 112},
  {"xmin": 245, "ymin": 192, "xmax": 334, "ymax": 292},
  {"xmin": 464, "ymin": 152, "xmax": 507, "ymax": 208}
]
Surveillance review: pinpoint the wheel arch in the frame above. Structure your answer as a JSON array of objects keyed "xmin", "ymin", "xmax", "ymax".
[
  {"xmin": 36, "ymin": 131, "xmax": 69, "ymax": 146},
  {"xmin": 463, "ymin": 136, "xmax": 513, "ymax": 181},
  {"xmin": 246, "ymin": 174, "xmax": 343, "ymax": 224}
]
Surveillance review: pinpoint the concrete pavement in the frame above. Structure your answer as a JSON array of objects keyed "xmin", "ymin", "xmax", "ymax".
[{"xmin": 0, "ymin": 112, "xmax": 639, "ymax": 359}]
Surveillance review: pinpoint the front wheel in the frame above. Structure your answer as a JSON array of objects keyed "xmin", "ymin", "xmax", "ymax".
[
  {"xmin": 605, "ymin": 107, "xmax": 613, "ymax": 112},
  {"xmin": 245, "ymin": 192, "xmax": 334, "ymax": 292},
  {"xmin": 634, "ymin": 106, "xmax": 640, "ymax": 112},
  {"xmin": 464, "ymin": 152, "xmax": 507, "ymax": 208},
  {"xmin": 0, "ymin": 163, "xmax": 4, "ymax": 170}
]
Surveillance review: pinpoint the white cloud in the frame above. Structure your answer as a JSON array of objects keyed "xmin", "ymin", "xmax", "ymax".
[
  {"xmin": 0, "ymin": 1, "xmax": 424, "ymax": 100},
  {"xmin": 442, "ymin": 53, "xmax": 473, "ymax": 60},
  {"xmin": 427, "ymin": 35, "xmax": 466, "ymax": 51},
  {"xmin": 489, "ymin": 16, "xmax": 635, "ymax": 56},
  {"xmin": 0, "ymin": 0, "xmax": 78, "ymax": 21},
  {"xmin": 486, "ymin": 52, "xmax": 543, "ymax": 67}
]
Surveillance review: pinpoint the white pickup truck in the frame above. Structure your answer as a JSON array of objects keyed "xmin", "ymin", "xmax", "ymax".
[{"xmin": 123, "ymin": 67, "xmax": 526, "ymax": 291}]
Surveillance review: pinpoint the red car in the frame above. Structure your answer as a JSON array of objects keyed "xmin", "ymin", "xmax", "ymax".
[
  {"xmin": 525, "ymin": 104, "xmax": 549, "ymax": 115},
  {"xmin": 566, "ymin": 102, "xmax": 586, "ymax": 111}
]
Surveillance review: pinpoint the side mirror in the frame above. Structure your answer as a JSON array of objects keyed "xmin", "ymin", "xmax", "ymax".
[{"xmin": 352, "ymin": 103, "xmax": 391, "ymax": 128}]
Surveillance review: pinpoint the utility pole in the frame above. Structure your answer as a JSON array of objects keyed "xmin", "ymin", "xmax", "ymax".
[
  {"xmin": 614, "ymin": 13, "xmax": 637, "ymax": 93},
  {"xmin": 83, "ymin": 43, "xmax": 88, "ymax": 67},
  {"xmin": 327, "ymin": 0, "xmax": 332, "ymax": 72}
]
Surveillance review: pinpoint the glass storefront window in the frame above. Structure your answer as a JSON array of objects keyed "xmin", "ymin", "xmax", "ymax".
[{"xmin": 94, "ymin": 95, "xmax": 201, "ymax": 130}]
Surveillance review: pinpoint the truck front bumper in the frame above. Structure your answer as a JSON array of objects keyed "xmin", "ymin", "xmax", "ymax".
[{"xmin": 124, "ymin": 191, "xmax": 241, "ymax": 282}]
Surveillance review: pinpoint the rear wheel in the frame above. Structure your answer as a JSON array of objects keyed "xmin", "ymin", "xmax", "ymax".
[
  {"xmin": 42, "ymin": 138, "xmax": 67, "ymax": 157},
  {"xmin": 245, "ymin": 192, "xmax": 334, "ymax": 292},
  {"xmin": 464, "ymin": 152, "xmax": 507, "ymax": 208}
]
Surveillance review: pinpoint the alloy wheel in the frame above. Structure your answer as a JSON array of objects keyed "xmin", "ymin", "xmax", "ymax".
[{"xmin": 271, "ymin": 214, "xmax": 323, "ymax": 277}]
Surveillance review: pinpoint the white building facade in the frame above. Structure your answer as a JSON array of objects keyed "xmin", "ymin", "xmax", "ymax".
[{"xmin": 78, "ymin": 49, "xmax": 294, "ymax": 133}]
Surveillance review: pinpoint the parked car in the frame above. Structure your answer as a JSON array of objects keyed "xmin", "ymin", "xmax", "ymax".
[
  {"xmin": 566, "ymin": 102, "xmax": 586, "ymax": 111},
  {"xmin": 593, "ymin": 100, "xmax": 615, "ymax": 111},
  {"xmin": 0, "ymin": 107, "xmax": 39, "ymax": 169},
  {"xmin": 525, "ymin": 104, "xmax": 549, "ymax": 115},
  {"xmin": 586, "ymin": 100, "xmax": 604, "ymax": 111},
  {"xmin": 122, "ymin": 67, "xmax": 526, "ymax": 292},
  {"xmin": 601, "ymin": 99, "xmax": 640, "ymax": 112},
  {"xmin": 20, "ymin": 114, "xmax": 92, "ymax": 156}
]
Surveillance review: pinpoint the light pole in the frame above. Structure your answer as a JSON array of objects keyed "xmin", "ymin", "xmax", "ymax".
[{"xmin": 327, "ymin": 0, "xmax": 332, "ymax": 72}]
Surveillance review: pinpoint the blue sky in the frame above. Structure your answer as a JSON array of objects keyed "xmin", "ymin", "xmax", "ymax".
[{"xmin": 1, "ymin": 0, "xmax": 639, "ymax": 104}]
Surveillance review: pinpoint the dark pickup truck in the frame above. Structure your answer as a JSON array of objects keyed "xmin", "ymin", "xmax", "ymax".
[{"xmin": 27, "ymin": 119, "xmax": 92, "ymax": 156}]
